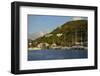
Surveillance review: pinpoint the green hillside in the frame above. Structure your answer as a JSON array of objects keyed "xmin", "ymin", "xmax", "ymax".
[{"xmin": 28, "ymin": 20, "xmax": 88, "ymax": 48}]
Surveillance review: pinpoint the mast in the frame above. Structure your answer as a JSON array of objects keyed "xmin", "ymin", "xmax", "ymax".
[
  {"xmin": 75, "ymin": 28, "xmax": 77, "ymax": 45},
  {"xmin": 72, "ymin": 32, "xmax": 74, "ymax": 46},
  {"xmin": 80, "ymin": 25, "xmax": 83, "ymax": 46},
  {"xmin": 81, "ymin": 31, "xmax": 83, "ymax": 46}
]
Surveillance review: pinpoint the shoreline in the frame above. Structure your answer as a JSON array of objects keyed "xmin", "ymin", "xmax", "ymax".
[{"xmin": 28, "ymin": 47, "xmax": 87, "ymax": 51}]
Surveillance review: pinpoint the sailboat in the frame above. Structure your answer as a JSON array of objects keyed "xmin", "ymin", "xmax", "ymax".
[{"xmin": 72, "ymin": 27, "xmax": 87, "ymax": 50}]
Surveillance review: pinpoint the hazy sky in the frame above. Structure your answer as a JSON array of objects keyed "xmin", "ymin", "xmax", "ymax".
[{"xmin": 28, "ymin": 15, "xmax": 73, "ymax": 33}]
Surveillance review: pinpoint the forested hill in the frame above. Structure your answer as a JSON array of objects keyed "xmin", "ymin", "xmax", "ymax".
[{"xmin": 29, "ymin": 20, "xmax": 87, "ymax": 47}]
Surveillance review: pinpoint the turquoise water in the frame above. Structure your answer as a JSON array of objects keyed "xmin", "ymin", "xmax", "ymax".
[{"xmin": 28, "ymin": 49, "xmax": 88, "ymax": 61}]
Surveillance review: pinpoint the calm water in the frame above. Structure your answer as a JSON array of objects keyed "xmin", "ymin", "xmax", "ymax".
[{"xmin": 28, "ymin": 49, "xmax": 88, "ymax": 61}]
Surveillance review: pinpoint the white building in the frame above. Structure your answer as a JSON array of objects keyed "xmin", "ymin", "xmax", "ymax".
[
  {"xmin": 56, "ymin": 33, "xmax": 63, "ymax": 37},
  {"xmin": 37, "ymin": 43, "xmax": 49, "ymax": 48}
]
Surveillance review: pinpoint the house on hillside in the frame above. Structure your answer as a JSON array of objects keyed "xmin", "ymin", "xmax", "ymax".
[{"xmin": 37, "ymin": 43, "xmax": 49, "ymax": 49}]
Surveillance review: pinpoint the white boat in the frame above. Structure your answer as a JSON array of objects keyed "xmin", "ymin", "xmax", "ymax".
[
  {"xmin": 71, "ymin": 45, "xmax": 87, "ymax": 50},
  {"xmin": 28, "ymin": 47, "xmax": 41, "ymax": 50},
  {"xmin": 61, "ymin": 47, "xmax": 71, "ymax": 49}
]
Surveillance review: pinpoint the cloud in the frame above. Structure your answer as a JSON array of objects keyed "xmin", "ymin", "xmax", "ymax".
[{"xmin": 72, "ymin": 17, "xmax": 87, "ymax": 21}]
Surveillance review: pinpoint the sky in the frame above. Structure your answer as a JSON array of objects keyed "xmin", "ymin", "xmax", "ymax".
[
  {"xmin": 28, "ymin": 15, "xmax": 87, "ymax": 40},
  {"xmin": 28, "ymin": 15, "xmax": 73, "ymax": 33}
]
